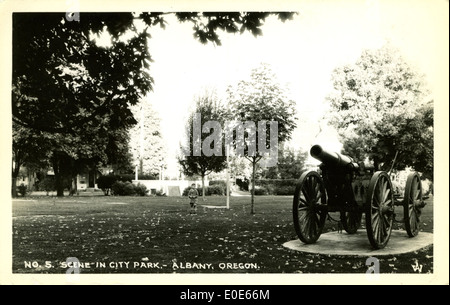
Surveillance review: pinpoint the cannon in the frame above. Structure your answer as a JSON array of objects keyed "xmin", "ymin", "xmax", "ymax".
[{"xmin": 292, "ymin": 145, "xmax": 427, "ymax": 249}]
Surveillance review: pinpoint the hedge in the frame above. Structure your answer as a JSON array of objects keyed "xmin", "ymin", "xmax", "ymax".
[
  {"xmin": 111, "ymin": 181, "xmax": 149, "ymax": 196},
  {"xmin": 98, "ymin": 174, "xmax": 158, "ymax": 195},
  {"xmin": 37, "ymin": 177, "xmax": 56, "ymax": 194},
  {"xmin": 97, "ymin": 175, "xmax": 117, "ymax": 195},
  {"xmin": 254, "ymin": 179, "xmax": 298, "ymax": 196},
  {"xmin": 182, "ymin": 185, "xmax": 227, "ymax": 196},
  {"xmin": 209, "ymin": 180, "xmax": 226, "ymax": 188}
]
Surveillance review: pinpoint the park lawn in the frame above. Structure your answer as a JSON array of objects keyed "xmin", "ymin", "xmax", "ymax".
[{"xmin": 12, "ymin": 194, "xmax": 434, "ymax": 274}]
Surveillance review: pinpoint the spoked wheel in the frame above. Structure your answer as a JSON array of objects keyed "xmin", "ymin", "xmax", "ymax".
[
  {"xmin": 293, "ymin": 171, "xmax": 327, "ymax": 244},
  {"xmin": 340, "ymin": 210, "xmax": 362, "ymax": 234},
  {"xmin": 365, "ymin": 171, "xmax": 395, "ymax": 249},
  {"xmin": 404, "ymin": 172, "xmax": 423, "ymax": 237}
]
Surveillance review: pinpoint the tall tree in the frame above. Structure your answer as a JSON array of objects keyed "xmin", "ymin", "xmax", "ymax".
[
  {"xmin": 129, "ymin": 101, "xmax": 167, "ymax": 177},
  {"xmin": 178, "ymin": 90, "xmax": 227, "ymax": 197},
  {"xmin": 105, "ymin": 127, "xmax": 134, "ymax": 174},
  {"xmin": 261, "ymin": 144, "xmax": 308, "ymax": 179},
  {"xmin": 227, "ymin": 63, "xmax": 297, "ymax": 214},
  {"xmin": 326, "ymin": 45, "xmax": 433, "ymax": 176}
]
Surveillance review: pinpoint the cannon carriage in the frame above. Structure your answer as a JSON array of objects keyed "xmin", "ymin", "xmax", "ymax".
[{"xmin": 293, "ymin": 145, "xmax": 426, "ymax": 249}]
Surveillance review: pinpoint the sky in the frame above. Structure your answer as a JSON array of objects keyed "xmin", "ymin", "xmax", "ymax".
[{"xmin": 138, "ymin": 1, "xmax": 448, "ymax": 177}]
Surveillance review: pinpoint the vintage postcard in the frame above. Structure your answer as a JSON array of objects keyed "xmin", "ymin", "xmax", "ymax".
[{"xmin": 1, "ymin": 0, "xmax": 448, "ymax": 286}]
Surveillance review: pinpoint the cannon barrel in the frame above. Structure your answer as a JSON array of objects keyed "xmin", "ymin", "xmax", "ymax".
[{"xmin": 310, "ymin": 145, "xmax": 359, "ymax": 170}]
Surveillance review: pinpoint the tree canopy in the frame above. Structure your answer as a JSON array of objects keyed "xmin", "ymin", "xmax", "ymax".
[
  {"xmin": 13, "ymin": 12, "xmax": 296, "ymax": 134},
  {"xmin": 325, "ymin": 45, "xmax": 433, "ymax": 178}
]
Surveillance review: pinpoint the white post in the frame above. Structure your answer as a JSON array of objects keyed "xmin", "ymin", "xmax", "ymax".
[
  {"xmin": 135, "ymin": 164, "xmax": 138, "ymax": 181},
  {"xmin": 226, "ymin": 144, "xmax": 230, "ymax": 209}
]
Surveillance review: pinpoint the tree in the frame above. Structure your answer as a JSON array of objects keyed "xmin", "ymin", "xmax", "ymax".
[
  {"xmin": 129, "ymin": 101, "xmax": 167, "ymax": 177},
  {"xmin": 227, "ymin": 63, "xmax": 297, "ymax": 214},
  {"xmin": 11, "ymin": 122, "xmax": 51, "ymax": 197},
  {"xmin": 326, "ymin": 45, "xmax": 433, "ymax": 176},
  {"xmin": 178, "ymin": 90, "xmax": 227, "ymax": 197},
  {"xmin": 47, "ymin": 115, "xmax": 115, "ymax": 196},
  {"xmin": 395, "ymin": 101, "xmax": 433, "ymax": 180},
  {"xmin": 105, "ymin": 127, "xmax": 134, "ymax": 174},
  {"xmin": 261, "ymin": 144, "xmax": 308, "ymax": 179},
  {"xmin": 12, "ymin": 12, "xmax": 296, "ymax": 196}
]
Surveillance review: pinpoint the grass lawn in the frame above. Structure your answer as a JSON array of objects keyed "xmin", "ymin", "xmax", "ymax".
[{"xmin": 12, "ymin": 194, "xmax": 434, "ymax": 274}]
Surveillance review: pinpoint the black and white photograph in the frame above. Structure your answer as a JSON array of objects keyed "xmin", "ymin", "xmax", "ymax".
[{"xmin": 1, "ymin": 0, "xmax": 448, "ymax": 285}]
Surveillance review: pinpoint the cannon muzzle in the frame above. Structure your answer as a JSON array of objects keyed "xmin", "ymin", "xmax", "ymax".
[{"xmin": 310, "ymin": 145, "xmax": 359, "ymax": 170}]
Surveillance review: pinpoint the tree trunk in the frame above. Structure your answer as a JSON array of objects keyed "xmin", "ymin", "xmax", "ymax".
[
  {"xmin": 11, "ymin": 167, "xmax": 20, "ymax": 198},
  {"xmin": 52, "ymin": 154, "xmax": 65, "ymax": 197},
  {"xmin": 201, "ymin": 173, "xmax": 206, "ymax": 201},
  {"xmin": 139, "ymin": 158, "xmax": 143, "ymax": 176},
  {"xmin": 69, "ymin": 174, "xmax": 78, "ymax": 196},
  {"xmin": 251, "ymin": 158, "xmax": 256, "ymax": 214},
  {"xmin": 373, "ymin": 159, "xmax": 380, "ymax": 172},
  {"xmin": 12, "ymin": 151, "xmax": 22, "ymax": 198}
]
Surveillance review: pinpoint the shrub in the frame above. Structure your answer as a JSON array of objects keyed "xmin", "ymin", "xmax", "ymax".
[
  {"xmin": 254, "ymin": 186, "xmax": 269, "ymax": 196},
  {"xmin": 17, "ymin": 184, "xmax": 28, "ymax": 197},
  {"xmin": 209, "ymin": 180, "xmax": 226, "ymax": 188},
  {"xmin": 255, "ymin": 179, "xmax": 298, "ymax": 196},
  {"xmin": 207, "ymin": 184, "xmax": 225, "ymax": 196},
  {"xmin": 97, "ymin": 175, "xmax": 117, "ymax": 195},
  {"xmin": 182, "ymin": 185, "xmax": 227, "ymax": 196},
  {"xmin": 123, "ymin": 182, "xmax": 137, "ymax": 196},
  {"xmin": 111, "ymin": 181, "xmax": 150, "ymax": 196},
  {"xmin": 38, "ymin": 177, "xmax": 55, "ymax": 195},
  {"xmin": 197, "ymin": 187, "xmax": 204, "ymax": 196},
  {"xmin": 134, "ymin": 183, "xmax": 149, "ymax": 196},
  {"xmin": 155, "ymin": 189, "xmax": 166, "ymax": 197},
  {"xmin": 111, "ymin": 181, "xmax": 125, "ymax": 195},
  {"xmin": 274, "ymin": 185, "xmax": 295, "ymax": 196},
  {"xmin": 236, "ymin": 178, "xmax": 249, "ymax": 191},
  {"xmin": 182, "ymin": 187, "xmax": 191, "ymax": 197},
  {"xmin": 111, "ymin": 181, "xmax": 135, "ymax": 196}
]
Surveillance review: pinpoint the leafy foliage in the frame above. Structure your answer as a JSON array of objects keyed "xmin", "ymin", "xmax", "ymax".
[
  {"xmin": 256, "ymin": 179, "xmax": 298, "ymax": 195},
  {"xmin": 182, "ymin": 185, "xmax": 227, "ymax": 197},
  {"xmin": 326, "ymin": 45, "xmax": 433, "ymax": 176},
  {"xmin": 13, "ymin": 12, "xmax": 295, "ymax": 133},
  {"xmin": 17, "ymin": 184, "xmax": 28, "ymax": 197},
  {"xmin": 37, "ymin": 177, "xmax": 56, "ymax": 195},
  {"xmin": 13, "ymin": 13, "xmax": 151, "ymax": 133},
  {"xmin": 96, "ymin": 175, "xmax": 117, "ymax": 195},
  {"xmin": 129, "ymin": 101, "xmax": 167, "ymax": 176},
  {"xmin": 226, "ymin": 63, "xmax": 297, "ymax": 213},
  {"xmin": 133, "ymin": 183, "xmax": 150, "ymax": 197},
  {"xmin": 260, "ymin": 145, "xmax": 308, "ymax": 179},
  {"xmin": 11, "ymin": 121, "xmax": 52, "ymax": 197},
  {"xmin": 178, "ymin": 90, "xmax": 227, "ymax": 196},
  {"xmin": 111, "ymin": 181, "xmax": 149, "ymax": 196}
]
